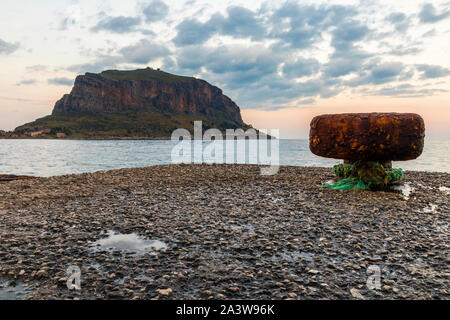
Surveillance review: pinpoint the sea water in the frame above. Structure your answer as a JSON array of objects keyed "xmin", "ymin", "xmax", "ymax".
[{"xmin": 0, "ymin": 139, "xmax": 449, "ymax": 177}]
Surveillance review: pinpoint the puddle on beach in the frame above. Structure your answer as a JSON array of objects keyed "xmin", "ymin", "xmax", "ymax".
[
  {"xmin": 391, "ymin": 183, "xmax": 414, "ymax": 200},
  {"xmin": 92, "ymin": 230, "xmax": 168, "ymax": 254},
  {"xmin": 0, "ymin": 280, "xmax": 26, "ymax": 300}
]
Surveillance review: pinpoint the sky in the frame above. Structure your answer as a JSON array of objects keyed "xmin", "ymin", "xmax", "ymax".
[{"xmin": 0, "ymin": 0, "xmax": 450, "ymax": 139}]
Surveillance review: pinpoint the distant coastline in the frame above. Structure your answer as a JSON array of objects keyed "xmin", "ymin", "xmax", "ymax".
[
  {"xmin": 0, "ymin": 129, "xmax": 275, "ymax": 140},
  {"xmin": 0, "ymin": 134, "xmax": 172, "ymax": 140},
  {"xmin": 0, "ymin": 135, "xmax": 275, "ymax": 140}
]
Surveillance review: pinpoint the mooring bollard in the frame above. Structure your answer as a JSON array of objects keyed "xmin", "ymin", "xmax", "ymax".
[{"xmin": 309, "ymin": 112, "xmax": 425, "ymax": 190}]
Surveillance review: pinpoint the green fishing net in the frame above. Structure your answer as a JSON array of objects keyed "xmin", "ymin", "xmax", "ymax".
[{"xmin": 323, "ymin": 160, "xmax": 404, "ymax": 191}]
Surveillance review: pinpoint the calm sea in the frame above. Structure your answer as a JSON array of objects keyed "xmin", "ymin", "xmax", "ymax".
[{"xmin": 0, "ymin": 139, "xmax": 449, "ymax": 177}]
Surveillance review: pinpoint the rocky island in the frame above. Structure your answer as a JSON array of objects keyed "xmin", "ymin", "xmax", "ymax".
[{"xmin": 2, "ymin": 68, "xmax": 252, "ymax": 139}]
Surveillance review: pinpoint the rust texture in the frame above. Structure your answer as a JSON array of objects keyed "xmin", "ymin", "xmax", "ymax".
[{"xmin": 309, "ymin": 113, "xmax": 425, "ymax": 161}]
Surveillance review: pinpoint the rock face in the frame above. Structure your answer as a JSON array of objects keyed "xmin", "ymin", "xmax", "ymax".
[
  {"xmin": 309, "ymin": 113, "xmax": 425, "ymax": 161},
  {"xmin": 52, "ymin": 69, "xmax": 243, "ymax": 124}
]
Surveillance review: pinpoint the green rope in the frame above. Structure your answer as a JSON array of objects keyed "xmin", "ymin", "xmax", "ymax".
[
  {"xmin": 388, "ymin": 168, "xmax": 404, "ymax": 183},
  {"xmin": 323, "ymin": 161, "xmax": 404, "ymax": 191}
]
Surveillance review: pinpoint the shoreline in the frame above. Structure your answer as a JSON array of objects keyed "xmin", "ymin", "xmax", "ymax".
[
  {"xmin": 1, "ymin": 165, "xmax": 449, "ymax": 180},
  {"xmin": 0, "ymin": 174, "xmax": 36, "ymax": 182},
  {"xmin": 0, "ymin": 164, "xmax": 448, "ymax": 300},
  {"xmin": 0, "ymin": 136, "xmax": 277, "ymax": 140},
  {"xmin": 0, "ymin": 136, "xmax": 174, "ymax": 140}
]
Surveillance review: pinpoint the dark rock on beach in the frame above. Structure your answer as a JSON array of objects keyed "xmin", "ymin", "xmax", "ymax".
[
  {"xmin": 0, "ymin": 164, "xmax": 448, "ymax": 300},
  {"xmin": 0, "ymin": 175, "xmax": 35, "ymax": 183}
]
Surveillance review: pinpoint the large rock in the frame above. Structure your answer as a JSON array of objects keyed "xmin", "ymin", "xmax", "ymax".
[
  {"xmin": 309, "ymin": 113, "xmax": 425, "ymax": 161},
  {"xmin": 13, "ymin": 68, "xmax": 251, "ymax": 138},
  {"xmin": 52, "ymin": 68, "xmax": 244, "ymax": 124}
]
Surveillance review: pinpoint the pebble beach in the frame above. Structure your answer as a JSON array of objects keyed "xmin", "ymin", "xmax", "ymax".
[{"xmin": 0, "ymin": 164, "xmax": 448, "ymax": 300}]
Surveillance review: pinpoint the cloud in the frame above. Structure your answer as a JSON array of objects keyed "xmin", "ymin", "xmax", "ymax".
[
  {"xmin": 422, "ymin": 28, "xmax": 436, "ymax": 37},
  {"xmin": 233, "ymin": 76, "xmax": 340, "ymax": 109},
  {"xmin": 271, "ymin": 3, "xmax": 356, "ymax": 28},
  {"xmin": 368, "ymin": 84, "xmax": 448, "ymax": 97},
  {"xmin": 272, "ymin": 25, "xmax": 320, "ymax": 49},
  {"xmin": 170, "ymin": 44, "xmax": 290, "ymax": 105},
  {"xmin": 366, "ymin": 62, "xmax": 405, "ymax": 84},
  {"xmin": 174, "ymin": 45, "xmax": 279, "ymax": 89},
  {"xmin": 282, "ymin": 58, "xmax": 320, "ymax": 79},
  {"xmin": 385, "ymin": 43, "xmax": 422, "ymax": 56},
  {"xmin": 322, "ymin": 19, "xmax": 373, "ymax": 79},
  {"xmin": 166, "ymin": 0, "xmax": 445, "ymax": 109},
  {"xmin": 343, "ymin": 61, "xmax": 410, "ymax": 88},
  {"xmin": 0, "ymin": 38, "xmax": 20, "ymax": 55},
  {"xmin": 331, "ymin": 20, "xmax": 370, "ymax": 51},
  {"xmin": 416, "ymin": 64, "xmax": 450, "ymax": 79},
  {"xmin": 48, "ymin": 77, "xmax": 74, "ymax": 86},
  {"xmin": 324, "ymin": 58, "xmax": 361, "ymax": 78},
  {"xmin": 60, "ymin": 16, "xmax": 76, "ymax": 30},
  {"xmin": 386, "ymin": 12, "xmax": 410, "ymax": 32},
  {"xmin": 419, "ymin": 3, "xmax": 450, "ymax": 23},
  {"xmin": 217, "ymin": 6, "xmax": 266, "ymax": 40},
  {"xmin": 298, "ymin": 98, "xmax": 316, "ymax": 105},
  {"xmin": 67, "ymin": 55, "xmax": 123, "ymax": 73},
  {"xmin": 173, "ymin": 6, "xmax": 266, "ymax": 46},
  {"xmin": 16, "ymin": 79, "xmax": 37, "ymax": 86},
  {"xmin": 57, "ymin": 5, "xmax": 82, "ymax": 31},
  {"xmin": 26, "ymin": 65, "xmax": 48, "ymax": 72},
  {"xmin": 387, "ymin": 12, "xmax": 407, "ymax": 23},
  {"xmin": 143, "ymin": 0, "xmax": 169, "ymax": 22},
  {"xmin": 63, "ymin": 2, "xmax": 450, "ymax": 109},
  {"xmin": 119, "ymin": 39, "xmax": 170, "ymax": 64},
  {"xmin": 0, "ymin": 95, "xmax": 44, "ymax": 103},
  {"xmin": 323, "ymin": 47, "xmax": 372, "ymax": 78},
  {"xmin": 166, "ymin": 43, "xmax": 340, "ymax": 109},
  {"xmin": 178, "ymin": 45, "xmax": 279, "ymax": 86},
  {"xmin": 268, "ymin": 4, "xmax": 332, "ymax": 49},
  {"xmin": 67, "ymin": 39, "xmax": 170, "ymax": 73},
  {"xmin": 172, "ymin": 19, "xmax": 217, "ymax": 46},
  {"xmin": 172, "ymin": 4, "xmax": 365, "ymax": 51},
  {"xmin": 91, "ymin": 16, "xmax": 141, "ymax": 33}
]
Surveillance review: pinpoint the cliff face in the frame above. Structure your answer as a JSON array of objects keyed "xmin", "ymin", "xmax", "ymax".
[{"xmin": 52, "ymin": 70, "xmax": 244, "ymax": 124}]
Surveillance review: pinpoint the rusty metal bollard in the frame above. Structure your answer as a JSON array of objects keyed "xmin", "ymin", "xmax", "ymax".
[{"xmin": 309, "ymin": 113, "xmax": 425, "ymax": 168}]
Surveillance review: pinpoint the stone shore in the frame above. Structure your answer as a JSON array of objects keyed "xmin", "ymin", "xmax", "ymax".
[{"xmin": 0, "ymin": 164, "xmax": 448, "ymax": 300}]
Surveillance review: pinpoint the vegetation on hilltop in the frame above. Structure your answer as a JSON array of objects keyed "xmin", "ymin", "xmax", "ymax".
[
  {"xmin": 13, "ymin": 111, "xmax": 251, "ymax": 139},
  {"xmin": 100, "ymin": 68, "xmax": 195, "ymax": 83}
]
